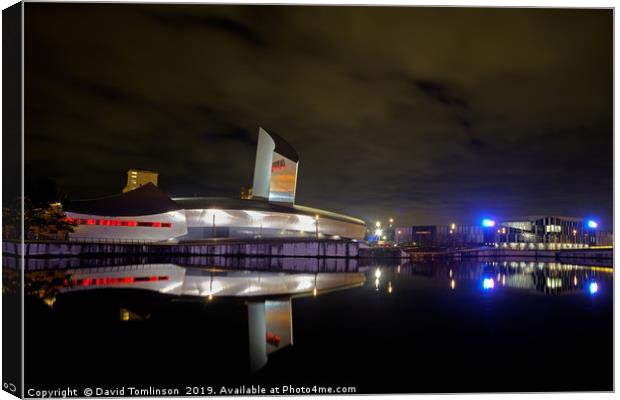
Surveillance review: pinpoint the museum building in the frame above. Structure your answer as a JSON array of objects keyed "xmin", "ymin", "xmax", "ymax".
[{"xmin": 64, "ymin": 128, "xmax": 367, "ymax": 242}]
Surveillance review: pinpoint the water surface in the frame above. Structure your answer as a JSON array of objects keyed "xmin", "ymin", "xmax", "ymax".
[{"xmin": 23, "ymin": 258, "xmax": 613, "ymax": 393}]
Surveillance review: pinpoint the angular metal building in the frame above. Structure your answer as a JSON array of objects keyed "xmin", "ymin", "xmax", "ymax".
[{"xmin": 65, "ymin": 128, "xmax": 366, "ymax": 242}]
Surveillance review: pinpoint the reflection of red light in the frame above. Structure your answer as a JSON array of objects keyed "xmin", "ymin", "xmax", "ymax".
[
  {"xmin": 86, "ymin": 219, "xmax": 96, "ymax": 225},
  {"xmin": 71, "ymin": 275, "xmax": 173, "ymax": 287},
  {"xmin": 152, "ymin": 222, "xmax": 161, "ymax": 228}
]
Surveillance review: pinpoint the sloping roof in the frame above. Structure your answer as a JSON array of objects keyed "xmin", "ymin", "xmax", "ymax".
[
  {"xmin": 264, "ymin": 129, "xmax": 300, "ymax": 162},
  {"xmin": 173, "ymin": 197, "xmax": 365, "ymax": 226},
  {"xmin": 66, "ymin": 183, "xmax": 181, "ymax": 217}
]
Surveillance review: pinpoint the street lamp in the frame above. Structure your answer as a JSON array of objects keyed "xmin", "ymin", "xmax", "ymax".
[
  {"xmin": 572, "ymin": 229, "xmax": 577, "ymax": 245},
  {"xmin": 315, "ymin": 214, "xmax": 320, "ymax": 239}
]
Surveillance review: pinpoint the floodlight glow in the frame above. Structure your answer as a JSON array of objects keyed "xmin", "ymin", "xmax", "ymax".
[
  {"xmin": 482, "ymin": 219, "xmax": 496, "ymax": 228},
  {"xmin": 587, "ymin": 220, "xmax": 598, "ymax": 229},
  {"xmin": 482, "ymin": 278, "xmax": 495, "ymax": 290},
  {"xmin": 589, "ymin": 282, "xmax": 598, "ymax": 295}
]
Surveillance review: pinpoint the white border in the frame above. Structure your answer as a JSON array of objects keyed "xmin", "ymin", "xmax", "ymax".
[{"xmin": 0, "ymin": 2, "xmax": 616, "ymax": 400}]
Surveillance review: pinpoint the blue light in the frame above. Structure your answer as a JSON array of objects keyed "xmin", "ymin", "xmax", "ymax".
[
  {"xmin": 589, "ymin": 282, "xmax": 598, "ymax": 295},
  {"xmin": 587, "ymin": 220, "xmax": 598, "ymax": 229},
  {"xmin": 482, "ymin": 278, "xmax": 495, "ymax": 290},
  {"xmin": 482, "ymin": 219, "xmax": 496, "ymax": 228}
]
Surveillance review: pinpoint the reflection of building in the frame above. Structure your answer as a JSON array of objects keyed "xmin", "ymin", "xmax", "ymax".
[
  {"xmin": 122, "ymin": 169, "xmax": 158, "ymax": 193},
  {"xmin": 28, "ymin": 263, "xmax": 366, "ymax": 373},
  {"xmin": 66, "ymin": 128, "xmax": 366, "ymax": 241}
]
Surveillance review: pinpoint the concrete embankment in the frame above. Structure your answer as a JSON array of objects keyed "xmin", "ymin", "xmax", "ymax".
[
  {"xmin": 3, "ymin": 239, "xmax": 408, "ymax": 259},
  {"xmin": 409, "ymin": 247, "xmax": 613, "ymax": 263}
]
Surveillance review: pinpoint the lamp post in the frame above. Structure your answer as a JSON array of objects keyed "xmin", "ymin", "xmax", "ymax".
[{"xmin": 315, "ymin": 214, "xmax": 320, "ymax": 239}]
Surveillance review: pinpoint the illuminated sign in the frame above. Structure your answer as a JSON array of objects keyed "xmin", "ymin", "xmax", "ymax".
[
  {"xmin": 272, "ymin": 159, "xmax": 286, "ymax": 172},
  {"xmin": 269, "ymin": 152, "xmax": 297, "ymax": 203}
]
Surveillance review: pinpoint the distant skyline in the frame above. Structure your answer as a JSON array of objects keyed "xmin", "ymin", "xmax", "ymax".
[{"xmin": 25, "ymin": 4, "xmax": 613, "ymax": 227}]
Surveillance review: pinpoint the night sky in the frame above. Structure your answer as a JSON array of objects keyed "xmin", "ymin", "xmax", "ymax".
[{"xmin": 25, "ymin": 4, "xmax": 613, "ymax": 227}]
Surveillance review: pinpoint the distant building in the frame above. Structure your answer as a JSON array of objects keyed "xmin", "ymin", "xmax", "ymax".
[
  {"xmin": 122, "ymin": 169, "xmax": 158, "ymax": 193},
  {"xmin": 497, "ymin": 216, "xmax": 599, "ymax": 245},
  {"xmin": 395, "ymin": 225, "xmax": 483, "ymax": 247},
  {"xmin": 396, "ymin": 215, "xmax": 612, "ymax": 248}
]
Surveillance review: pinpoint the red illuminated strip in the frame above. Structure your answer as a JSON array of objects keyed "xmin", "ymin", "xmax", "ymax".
[
  {"xmin": 68, "ymin": 275, "xmax": 169, "ymax": 287},
  {"xmin": 66, "ymin": 217, "xmax": 172, "ymax": 228}
]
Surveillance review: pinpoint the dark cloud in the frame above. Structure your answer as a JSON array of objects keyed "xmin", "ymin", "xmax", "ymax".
[
  {"xmin": 414, "ymin": 80, "xmax": 469, "ymax": 109},
  {"xmin": 24, "ymin": 4, "xmax": 613, "ymax": 227},
  {"xmin": 144, "ymin": 10, "xmax": 266, "ymax": 47}
]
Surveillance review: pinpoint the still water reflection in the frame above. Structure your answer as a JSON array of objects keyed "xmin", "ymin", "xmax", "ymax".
[{"xmin": 22, "ymin": 258, "xmax": 612, "ymax": 393}]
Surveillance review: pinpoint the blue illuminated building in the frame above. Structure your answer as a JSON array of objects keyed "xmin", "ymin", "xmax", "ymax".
[{"xmin": 395, "ymin": 215, "xmax": 612, "ymax": 247}]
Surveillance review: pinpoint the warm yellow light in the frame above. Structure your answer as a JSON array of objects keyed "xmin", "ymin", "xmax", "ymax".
[
  {"xmin": 43, "ymin": 297, "xmax": 56, "ymax": 308},
  {"xmin": 375, "ymin": 269, "xmax": 381, "ymax": 279},
  {"xmin": 388, "ymin": 281, "xmax": 393, "ymax": 294},
  {"xmin": 313, "ymin": 287, "xmax": 317, "ymax": 296},
  {"xmin": 389, "ymin": 218, "xmax": 394, "ymax": 224},
  {"xmin": 376, "ymin": 221, "xmax": 381, "ymax": 228},
  {"xmin": 208, "ymin": 294, "xmax": 213, "ymax": 301},
  {"xmin": 315, "ymin": 214, "xmax": 320, "ymax": 221},
  {"xmin": 450, "ymin": 279, "xmax": 456, "ymax": 290},
  {"xmin": 450, "ymin": 223, "xmax": 456, "ymax": 230}
]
